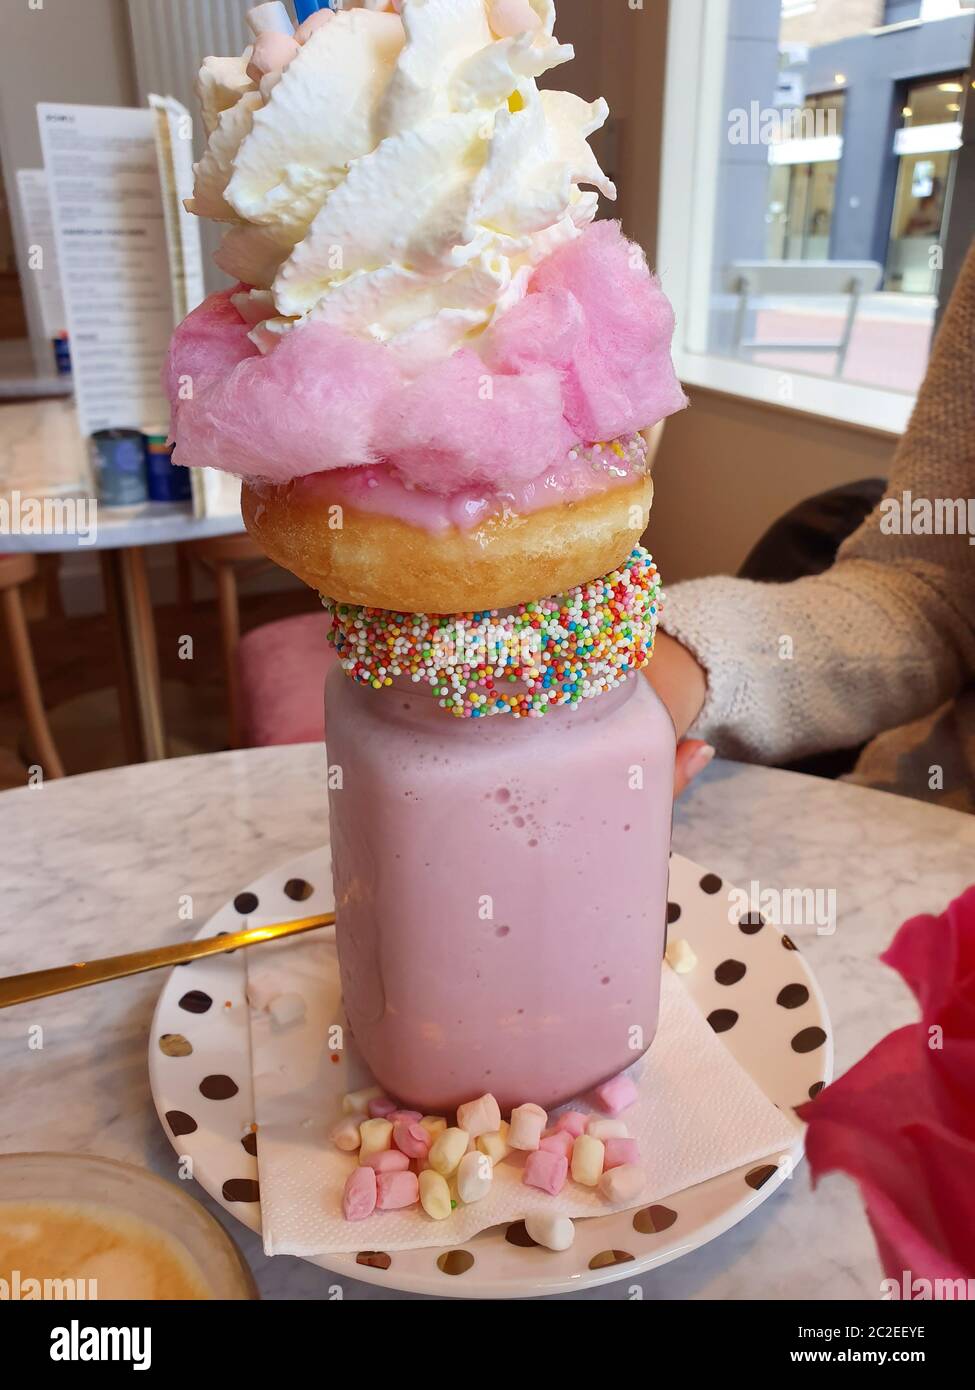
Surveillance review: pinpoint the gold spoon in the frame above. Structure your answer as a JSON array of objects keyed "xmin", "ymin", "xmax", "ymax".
[{"xmin": 0, "ymin": 912, "xmax": 335, "ymax": 1009}]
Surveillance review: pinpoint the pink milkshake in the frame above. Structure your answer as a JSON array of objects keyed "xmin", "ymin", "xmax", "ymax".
[
  {"xmin": 326, "ymin": 666, "xmax": 675, "ymax": 1114},
  {"xmin": 167, "ymin": 1, "xmax": 690, "ymax": 1127}
]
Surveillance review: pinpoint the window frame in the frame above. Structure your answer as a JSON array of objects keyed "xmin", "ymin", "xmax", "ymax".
[{"xmin": 658, "ymin": 0, "xmax": 924, "ymax": 437}]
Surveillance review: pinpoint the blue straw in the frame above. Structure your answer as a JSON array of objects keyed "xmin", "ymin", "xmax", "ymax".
[{"xmin": 293, "ymin": 0, "xmax": 330, "ymax": 23}]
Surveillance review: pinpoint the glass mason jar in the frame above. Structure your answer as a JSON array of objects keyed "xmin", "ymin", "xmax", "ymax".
[{"xmin": 325, "ymin": 666, "xmax": 675, "ymax": 1115}]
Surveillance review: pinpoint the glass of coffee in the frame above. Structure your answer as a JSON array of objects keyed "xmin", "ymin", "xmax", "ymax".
[{"xmin": 0, "ymin": 1152, "xmax": 257, "ymax": 1300}]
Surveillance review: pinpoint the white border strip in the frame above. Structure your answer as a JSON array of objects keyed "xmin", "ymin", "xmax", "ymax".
[{"xmin": 674, "ymin": 348, "xmax": 914, "ymax": 435}]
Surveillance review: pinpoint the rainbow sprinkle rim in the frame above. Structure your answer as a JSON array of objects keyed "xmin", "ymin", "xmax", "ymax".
[{"xmin": 323, "ymin": 548, "xmax": 663, "ymax": 719}]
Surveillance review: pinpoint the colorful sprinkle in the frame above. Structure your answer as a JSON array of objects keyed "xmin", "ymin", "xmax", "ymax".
[{"xmin": 323, "ymin": 548, "xmax": 664, "ymax": 720}]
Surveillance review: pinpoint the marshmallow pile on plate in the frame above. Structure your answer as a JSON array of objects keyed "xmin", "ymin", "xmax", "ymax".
[{"xmin": 333, "ymin": 1074, "xmax": 645, "ymax": 1250}]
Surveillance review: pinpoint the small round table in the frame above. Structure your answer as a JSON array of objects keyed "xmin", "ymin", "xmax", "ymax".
[
  {"xmin": 0, "ymin": 748, "xmax": 970, "ymax": 1300},
  {"xmin": 0, "ymin": 398, "xmax": 244, "ymax": 761}
]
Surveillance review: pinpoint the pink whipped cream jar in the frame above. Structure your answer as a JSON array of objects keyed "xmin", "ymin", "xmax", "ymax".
[{"xmin": 325, "ymin": 666, "xmax": 675, "ymax": 1114}]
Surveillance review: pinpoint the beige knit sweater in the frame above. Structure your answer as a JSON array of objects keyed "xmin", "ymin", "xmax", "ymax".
[{"xmin": 661, "ymin": 243, "xmax": 975, "ymax": 812}]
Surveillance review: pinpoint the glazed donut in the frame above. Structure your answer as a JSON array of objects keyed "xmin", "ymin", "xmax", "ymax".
[{"xmin": 242, "ymin": 440, "xmax": 654, "ymax": 613}]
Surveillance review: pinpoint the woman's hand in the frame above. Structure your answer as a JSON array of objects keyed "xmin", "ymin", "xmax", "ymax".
[{"xmin": 644, "ymin": 631, "xmax": 713, "ymax": 796}]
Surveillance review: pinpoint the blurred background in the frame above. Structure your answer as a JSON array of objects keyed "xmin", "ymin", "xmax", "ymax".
[{"xmin": 0, "ymin": 0, "xmax": 972, "ymax": 784}]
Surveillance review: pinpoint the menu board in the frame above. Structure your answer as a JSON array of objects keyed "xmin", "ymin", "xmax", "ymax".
[
  {"xmin": 14, "ymin": 169, "xmax": 67, "ymax": 340},
  {"xmin": 37, "ymin": 103, "xmax": 176, "ymax": 437}
]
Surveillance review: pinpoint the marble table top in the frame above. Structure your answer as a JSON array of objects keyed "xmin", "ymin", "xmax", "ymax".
[
  {"xmin": 0, "ymin": 746, "xmax": 971, "ymax": 1301},
  {"xmin": 0, "ymin": 398, "xmax": 243, "ymax": 551}
]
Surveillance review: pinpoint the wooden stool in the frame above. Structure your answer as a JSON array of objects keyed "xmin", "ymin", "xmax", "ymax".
[
  {"xmin": 0, "ymin": 553, "xmax": 65, "ymax": 779},
  {"xmin": 180, "ymin": 534, "xmax": 272, "ymax": 749}
]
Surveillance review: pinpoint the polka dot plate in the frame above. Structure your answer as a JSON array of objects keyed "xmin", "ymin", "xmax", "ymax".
[{"xmin": 149, "ymin": 849, "xmax": 832, "ymax": 1298}]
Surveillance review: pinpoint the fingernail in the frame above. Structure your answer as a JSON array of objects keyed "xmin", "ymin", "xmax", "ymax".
[{"xmin": 685, "ymin": 744, "xmax": 716, "ymax": 780}]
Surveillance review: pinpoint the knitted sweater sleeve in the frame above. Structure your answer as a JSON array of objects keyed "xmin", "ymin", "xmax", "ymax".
[{"xmin": 658, "ymin": 244, "xmax": 975, "ymax": 765}]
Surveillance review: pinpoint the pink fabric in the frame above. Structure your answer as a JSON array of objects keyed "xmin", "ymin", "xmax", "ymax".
[
  {"xmin": 799, "ymin": 887, "xmax": 975, "ymax": 1294},
  {"xmin": 165, "ymin": 221, "xmax": 686, "ymax": 493},
  {"xmin": 238, "ymin": 612, "xmax": 336, "ymax": 748}
]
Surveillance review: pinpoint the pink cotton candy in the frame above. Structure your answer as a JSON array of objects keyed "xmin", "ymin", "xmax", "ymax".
[
  {"xmin": 165, "ymin": 224, "xmax": 686, "ymax": 494},
  {"xmin": 165, "ymin": 287, "xmax": 258, "ymax": 397},
  {"xmin": 374, "ymin": 349, "xmax": 570, "ymax": 492},
  {"xmin": 167, "ymin": 305, "xmax": 400, "ymax": 485},
  {"xmin": 493, "ymin": 221, "xmax": 688, "ymax": 445},
  {"xmin": 485, "ymin": 287, "xmax": 585, "ymax": 373}
]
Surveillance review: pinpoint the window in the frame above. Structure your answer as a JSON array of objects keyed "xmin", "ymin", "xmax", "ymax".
[
  {"xmin": 766, "ymin": 94, "xmax": 845, "ymax": 261},
  {"xmin": 660, "ymin": 0, "xmax": 975, "ymax": 432},
  {"xmin": 886, "ymin": 74, "xmax": 965, "ymax": 293}
]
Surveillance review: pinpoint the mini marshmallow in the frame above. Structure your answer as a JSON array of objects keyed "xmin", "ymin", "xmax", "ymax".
[
  {"xmin": 377, "ymin": 1170, "xmax": 419, "ymax": 1211},
  {"xmin": 509, "ymin": 1103, "xmax": 547, "ymax": 1151},
  {"xmin": 358, "ymin": 1118, "xmax": 393, "ymax": 1159},
  {"xmin": 245, "ymin": 2, "xmax": 294, "ymax": 37},
  {"xmin": 428, "ymin": 1127, "xmax": 469, "ymax": 1177},
  {"xmin": 539, "ymin": 1131, "xmax": 574, "ymax": 1159},
  {"xmin": 393, "ymin": 1122, "xmax": 431, "ymax": 1159},
  {"xmin": 571, "ymin": 1134, "xmax": 605, "ymax": 1187},
  {"xmin": 476, "ymin": 1121, "xmax": 511, "ymax": 1165},
  {"xmin": 599, "ymin": 1163, "xmax": 646, "ymax": 1204},
  {"xmin": 343, "ymin": 1086, "xmax": 383, "ymax": 1115},
  {"xmin": 456, "ymin": 1093, "xmax": 502, "ymax": 1139},
  {"xmin": 418, "ymin": 1169, "xmax": 452, "ymax": 1221},
  {"xmin": 593, "ymin": 1074, "xmax": 639, "ymax": 1116},
  {"xmin": 525, "ymin": 1213, "xmax": 576, "ymax": 1252},
  {"xmin": 603, "ymin": 1137, "xmax": 641, "ymax": 1170},
  {"xmin": 523, "ymin": 1149, "xmax": 568, "ymax": 1196},
  {"xmin": 330, "ymin": 1115, "xmax": 364, "ymax": 1152},
  {"xmin": 665, "ymin": 938, "xmax": 698, "ymax": 974},
  {"xmin": 245, "ymin": 972, "xmax": 290, "ymax": 1012},
  {"xmin": 360, "ymin": 1149, "xmax": 410, "ymax": 1173},
  {"xmin": 266, "ymin": 991, "xmax": 305, "ymax": 1027},
  {"xmin": 388, "ymin": 1110, "xmax": 423, "ymax": 1124},
  {"xmin": 420, "ymin": 1116, "xmax": 447, "ymax": 1139},
  {"xmin": 587, "ymin": 1118, "xmax": 628, "ymax": 1141},
  {"xmin": 294, "ymin": 7, "xmax": 335, "ymax": 43},
  {"xmin": 456, "ymin": 1150, "xmax": 494, "ymax": 1205},
  {"xmin": 488, "ymin": 0, "xmax": 542, "ymax": 39},
  {"xmin": 342, "ymin": 1165, "xmax": 376, "ymax": 1222},
  {"xmin": 553, "ymin": 1110, "xmax": 587, "ymax": 1138},
  {"xmin": 367, "ymin": 1096, "xmax": 397, "ymax": 1119},
  {"xmin": 245, "ymin": 30, "xmax": 300, "ymax": 83}
]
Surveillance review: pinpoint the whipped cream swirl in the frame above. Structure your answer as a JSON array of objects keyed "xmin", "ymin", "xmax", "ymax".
[{"xmin": 188, "ymin": 0, "xmax": 615, "ymax": 366}]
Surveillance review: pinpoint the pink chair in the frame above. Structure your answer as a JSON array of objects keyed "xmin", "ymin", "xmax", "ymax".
[
  {"xmin": 238, "ymin": 611, "xmax": 337, "ymax": 747},
  {"xmin": 181, "ymin": 535, "xmax": 336, "ymax": 749}
]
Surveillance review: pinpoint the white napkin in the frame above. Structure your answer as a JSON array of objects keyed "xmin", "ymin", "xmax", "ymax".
[{"xmin": 246, "ymin": 935, "xmax": 800, "ymax": 1257}]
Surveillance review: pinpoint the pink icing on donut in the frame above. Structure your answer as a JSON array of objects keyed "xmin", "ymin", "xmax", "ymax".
[
  {"xmin": 165, "ymin": 221, "xmax": 685, "ymax": 494},
  {"xmin": 296, "ymin": 435, "xmax": 649, "ymax": 534}
]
